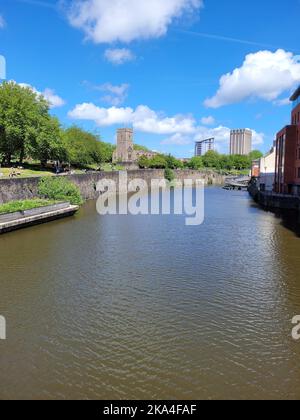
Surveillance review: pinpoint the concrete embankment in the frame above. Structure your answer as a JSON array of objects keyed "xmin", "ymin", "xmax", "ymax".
[
  {"xmin": 0, "ymin": 202, "xmax": 79, "ymax": 234},
  {"xmin": 0, "ymin": 169, "xmax": 225, "ymax": 204}
]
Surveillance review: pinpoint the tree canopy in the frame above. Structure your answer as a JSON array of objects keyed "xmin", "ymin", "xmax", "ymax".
[{"xmin": 0, "ymin": 81, "xmax": 64, "ymax": 165}]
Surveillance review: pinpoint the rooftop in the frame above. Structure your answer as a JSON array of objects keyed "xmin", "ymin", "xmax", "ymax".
[{"xmin": 290, "ymin": 86, "xmax": 300, "ymax": 102}]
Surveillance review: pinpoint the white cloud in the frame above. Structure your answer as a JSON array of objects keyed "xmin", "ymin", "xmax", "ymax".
[
  {"xmin": 19, "ymin": 83, "xmax": 66, "ymax": 108},
  {"xmin": 161, "ymin": 133, "xmax": 192, "ymax": 146},
  {"xmin": 68, "ymin": 103, "xmax": 197, "ymax": 134},
  {"xmin": 201, "ymin": 116, "xmax": 215, "ymax": 125},
  {"xmin": 0, "ymin": 15, "xmax": 6, "ymax": 28},
  {"xmin": 68, "ymin": 103, "xmax": 133, "ymax": 126},
  {"xmin": 133, "ymin": 105, "xmax": 196, "ymax": 134},
  {"xmin": 205, "ymin": 49, "xmax": 300, "ymax": 108},
  {"xmin": 273, "ymin": 97, "xmax": 290, "ymax": 107},
  {"xmin": 66, "ymin": 0, "xmax": 203, "ymax": 44},
  {"xmin": 104, "ymin": 48, "xmax": 135, "ymax": 65},
  {"xmin": 83, "ymin": 81, "xmax": 130, "ymax": 105},
  {"xmin": 162, "ymin": 126, "xmax": 264, "ymax": 152},
  {"xmin": 42, "ymin": 88, "xmax": 66, "ymax": 108},
  {"xmin": 68, "ymin": 101, "xmax": 265, "ymax": 153},
  {"xmin": 195, "ymin": 126, "xmax": 264, "ymax": 148},
  {"xmin": 97, "ymin": 83, "xmax": 129, "ymax": 105}
]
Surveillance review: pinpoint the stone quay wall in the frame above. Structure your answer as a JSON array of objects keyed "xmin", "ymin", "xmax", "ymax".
[
  {"xmin": 248, "ymin": 183, "xmax": 300, "ymax": 211},
  {"xmin": 0, "ymin": 169, "xmax": 225, "ymax": 204}
]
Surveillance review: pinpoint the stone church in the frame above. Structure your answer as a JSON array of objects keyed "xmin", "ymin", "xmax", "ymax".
[
  {"xmin": 113, "ymin": 128, "xmax": 137, "ymax": 164},
  {"xmin": 113, "ymin": 128, "xmax": 157, "ymax": 167}
]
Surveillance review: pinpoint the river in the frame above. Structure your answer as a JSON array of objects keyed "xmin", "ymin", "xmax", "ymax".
[{"xmin": 0, "ymin": 187, "xmax": 300, "ymax": 400}]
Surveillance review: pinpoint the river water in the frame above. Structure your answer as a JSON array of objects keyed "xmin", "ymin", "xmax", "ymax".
[{"xmin": 0, "ymin": 187, "xmax": 300, "ymax": 400}]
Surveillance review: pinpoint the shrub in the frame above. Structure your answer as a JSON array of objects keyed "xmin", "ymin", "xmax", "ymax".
[
  {"xmin": 138, "ymin": 156, "xmax": 150, "ymax": 169},
  {"xmin": 187, "ymin": 157, "xmax": 204, "ymax": 170},
  {"xmin": 164, "ymin": 168, "xmax": 175, "ymax": 182},
  {"xmin": 38, "ymin": 177, "xmax": 83, "ymax": 206},
  {"xmin": 0, "ymin": 199, "xmax": 57, "ymax": 214}
]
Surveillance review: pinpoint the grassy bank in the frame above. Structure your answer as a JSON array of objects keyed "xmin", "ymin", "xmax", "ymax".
[
  {"xmin": 0, "ymin": 166, "xmax": 54, "ymax": 178},
  {"xmin": 0, "ymin": 199, "xmax": 58, "ymax": 215}
]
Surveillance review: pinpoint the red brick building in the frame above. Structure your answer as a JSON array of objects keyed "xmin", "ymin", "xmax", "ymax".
[
  {"xmin": 274, "ymin": 87, "xmax": 300, "ymax": 194},
  {"xmin": 251, "ymin": 159, "xmax": 260, "ymax": 178}
]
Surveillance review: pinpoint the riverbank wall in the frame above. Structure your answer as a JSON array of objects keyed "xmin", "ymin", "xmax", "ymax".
[
  {"xmin": 248, "ymin": 182, "xmax": 300, "ymax": 211},
  {"xmin": 0, "ymin": 203, "xmax": 79, "ymax": 234},
  {"xmin": 0, "ymin": 169, "xmax": 225, "ymax": 204}
]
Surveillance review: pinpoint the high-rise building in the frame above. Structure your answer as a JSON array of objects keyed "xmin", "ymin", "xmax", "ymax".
[
  {"xmin": 230, "ymin": 129, "xmax": 252, "ymax": 155},
  {"xmin": 274, "ymin": 86, "xmax": 300, "ymax": 195},
  {"xmin": 195, "ymin": 138, "xmax": 215, "ymax": 157}
]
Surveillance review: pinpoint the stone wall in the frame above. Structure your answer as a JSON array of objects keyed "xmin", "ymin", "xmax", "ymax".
[
  {"xmin": 248, "ymin": 183, "xmax": 300, "ymax": 210},
  {"xmin": 0, "ymin": 170, "xmax": 225, "ymax": 204}
]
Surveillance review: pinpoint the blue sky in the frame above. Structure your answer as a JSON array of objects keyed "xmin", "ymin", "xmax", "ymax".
[{"xmin": 0, "ymin": 0, "xmax": 300, "ymax": 157}]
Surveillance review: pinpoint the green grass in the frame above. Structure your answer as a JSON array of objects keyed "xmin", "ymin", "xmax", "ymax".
[
  {"xmin": 0, "ymin": 167, "xmax": 54, "ymax": 178},
  {"xmin": 0, "ymin": 199, "xmax": 58, "ymax": 215}
]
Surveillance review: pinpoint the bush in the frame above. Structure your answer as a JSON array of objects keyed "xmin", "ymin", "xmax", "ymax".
[
  {"xmin": 148, "ymin": 155, "xmax": 167, "ymax": 169},
  {"xmin": 187, "ymin": 157, "xmax": 204, "ymax": 170},
  {"xmin": 38, "ymin": 177, "xmax": 83, "ymax": 206},
  {"xmin": 164, "ymin": 168, "xmax": 175, "ymax": 182},
  {"xmin": 0, "ymin": 199, "xmax": 57, "ymax": 214},
  {"xmin": 138, "ymin": 155, "xmax": 150, "ymax": 169}
]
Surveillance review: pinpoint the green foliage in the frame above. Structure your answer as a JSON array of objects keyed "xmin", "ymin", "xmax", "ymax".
[
  {"xmin": 0, "ymin": 81, "xmax": 65, "ymax": 165},
  {"xmin": 187, "ymin": 156, "xmax": 204, "ymax": 170},
  {"xmin": 137, "ymin": 155, "xmax": 151, "ymax": 169},
  {"xmin": 164, "ymin": 167, "xmax": 175, "ymax": 182},
  {"xmin": 134, "ymin": 144, "xmax": 149, "ymax": 152},
  {"xmin": 29, "ymin": 116, "xmax": 67, "ymax": 166},
  {"xmin": 148, "ymin": 155, "xmax": 168, "ymax": 169},
  {"xmin": 195, "ymin": 150, "xmax": 262, "ymax": 171},
  {"xmin": 249, "ymin": 150, "xmax": 263, "ymax": 161},
  {"xmin": 63, "ymin": 126, "xmax": 115, "ymax": 167},
  {"xmin": 202, "ymin": 150, "xmax": 221, "ymax": 169},
  {"xmin": 0, "ymin": 199, "xmax": 57, "ymax": 214},
  {"xmin": 63, "ymin": 126, "xmax": 100, "ymax": 167},
  {"xmin": 99, "ymin": 141, "xmax": 115, "ymax": 163},
  {"xmin": 165, "ymin": 154, "xmax": 184, "ymax": 169},
  {"xmin": 38, "ymin": 177, "xmax": 83, "ymax": 206},
  {"xmin": 138, "ymin": 153, "xmax": 183, "ymax": 170}
]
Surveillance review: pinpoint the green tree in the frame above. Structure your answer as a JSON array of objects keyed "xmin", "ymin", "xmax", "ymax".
[
  {"xmin": 148, "ymin": 155, "xmax": 168, "ymax": 169},
  {"xmin": 138, "ymin": 155, "xmax": 151, "ymax": 169},
  {"xmin": 134, "ymin": 144, "xmax": 149, "ymax": 152},
  {"xmin": 29, "ymin": 116, "xmax": 67, "ymax": 166},
  {"xmin": 202, "ymin": 150, "xmax": 221, "ymax": 169},
  {"xmin": 187, "ymin": 156, "xmax": 204, "ymax": 170},
  {"xmin": 63, "ymin": 126, "xmax": 104, "ymax": 167},
  {"xmin": 249, "ymin": 150, "xmax": 263, "ymax": 161},
  {"xmin": 165, "ymin": 154, "xmax": 184, "ymax": 169},
  {"xmin": 231, "ymin": 155, "xmax": 251, "ymax": 170},
  {"xmin": 0, "ymin": 81, "xmax": 50, "ymax": 164},
  {"xmin": 98, "ymin": 142, "xmax": 115, "ymax": 163}
]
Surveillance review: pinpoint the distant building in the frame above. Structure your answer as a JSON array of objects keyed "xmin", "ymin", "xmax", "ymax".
[
  {"xmin": 112, "ymin": 128, "xmax": 157, "ymax": 166},
  {"xmin": 274, "ymin": 86, "xmax": 300, "ymax": 194},
  {"xmin": 113, "ymin": 128, "xmax": 135, "ymax": 163},
  {"xmin": 251, "ymin": 146, "xmax": 276, "ymax": 192},
  {"xmin": 195, "ymin": 138, "xmax": 214, "ymax": 157},
  {"xmin": 230, "ymin": 129, "xmax": 252, "ymax": 155},
  {"xmin": 251, "ymin": 159, "xmax": 260, "ymax": 178}
]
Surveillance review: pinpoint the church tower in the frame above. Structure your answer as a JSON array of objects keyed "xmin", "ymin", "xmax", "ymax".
[{"xmin": 113, "ymin": 128, "xmax": 136, "ymax": 163}]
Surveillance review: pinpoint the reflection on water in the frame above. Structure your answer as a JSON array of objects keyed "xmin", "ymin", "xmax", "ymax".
[{"xmin": 0, "ymin": 188, "xmax": 300, "ymax": 400}]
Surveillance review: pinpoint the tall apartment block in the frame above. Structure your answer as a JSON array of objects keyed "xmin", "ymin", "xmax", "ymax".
[
  {"xmin": 274, "ymin": 86, "xmax": 300, "ymax": 195},
  {"xmin": 195, "ymin": 138, "xmax": 215, "ymax": 157},
  {"xmin": 230, "ymin": 129, "xmax": 252, "ymax": 155}
]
